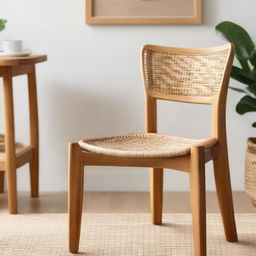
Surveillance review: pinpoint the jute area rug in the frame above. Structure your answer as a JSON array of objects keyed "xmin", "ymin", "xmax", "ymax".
[{"xmin": 0, "ymin": 213, "xmax": 256, "ymax": 256}]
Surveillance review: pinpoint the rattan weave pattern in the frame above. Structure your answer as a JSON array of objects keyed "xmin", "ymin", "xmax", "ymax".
[
  {"xmin": 79, "ymin": 133, "xmax": 205, "ymax": 158},
  {"xmin": 143, "ymin": 49, "xmax": 230, "ymax": 97},
  {"xmin": 245, "ymin": 138, "xmax": 256, "ymax": 200}
]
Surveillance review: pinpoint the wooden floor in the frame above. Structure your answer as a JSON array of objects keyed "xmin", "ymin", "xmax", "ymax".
[{"xmin": 0, "ymin": 191, "xmax": 255, "ymax": 214}]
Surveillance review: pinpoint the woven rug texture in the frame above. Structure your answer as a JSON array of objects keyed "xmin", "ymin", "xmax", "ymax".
[{"xmin": 0, "ymin": 213, "xmax": 256, "ymax": 256}]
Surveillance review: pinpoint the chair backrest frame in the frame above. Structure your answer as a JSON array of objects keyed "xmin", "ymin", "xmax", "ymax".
[{"xmin": 141, "ymin": 44, "xmax": 235, "ymax": 140}]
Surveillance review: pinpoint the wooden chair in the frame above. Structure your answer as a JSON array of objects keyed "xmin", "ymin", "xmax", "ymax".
[{"xmin": 68, "ymin": 44, "xmax": 238, "ymax": 255}]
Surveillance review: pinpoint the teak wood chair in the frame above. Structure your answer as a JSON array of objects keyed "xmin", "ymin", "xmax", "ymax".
[{"xmin": 68, "ymin": 44, "xmax": 238, "ymax": 255}]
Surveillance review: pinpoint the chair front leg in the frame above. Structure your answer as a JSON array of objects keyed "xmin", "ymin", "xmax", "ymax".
[
  {"xmin": 150, "ymin": 168, "xmax": 163, "ymax": 225},
  {"xmin": 190, "ymin": 146, "xmax": 206, "ymax": 256},
  {"xmin": 68, "ymin": 143, "xmax": 84, "ymax": 253}
]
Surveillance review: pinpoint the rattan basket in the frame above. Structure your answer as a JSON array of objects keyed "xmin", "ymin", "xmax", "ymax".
[{"xmin": 245, "ymin": 137, "xmax": 256, "ymax": 206}]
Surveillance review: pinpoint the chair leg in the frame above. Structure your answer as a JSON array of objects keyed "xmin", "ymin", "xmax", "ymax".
[
  {"xmin": 150, "ymin": 168, "xmax": 163, "ymax": 225},
  {"xmin": 213, "ymin": 144, "xmax": 238, "ymax": 242},
  {"xmin": 0, "ymin": 172, "xmax": 4, "ymax": 193},
  {"xmin": 6, "ymin": 166, "xmax": 17, "ymax": 214},
  {"xmin": 190, "ymin": 146, "xmax": 206, "ymax": 256},
  {"xmin": 68, "ymin": 143, "xmax": 84, "ymax": 253}
]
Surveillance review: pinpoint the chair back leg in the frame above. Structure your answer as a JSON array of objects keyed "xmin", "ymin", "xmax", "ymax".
[
  {"xmin": 150, "ymin": 167, "xmax": 163, "ymax": 225},
  {"xmin": 213, "ymin": 143, "xmax": 238, "ymax": 242},
  {"xmin": 190, "ymin": 146, "xmax": 207, "ymax": 256},
  {"xmin": 68, "ymin": 143, "xmax": 84, "ymax": 253}
]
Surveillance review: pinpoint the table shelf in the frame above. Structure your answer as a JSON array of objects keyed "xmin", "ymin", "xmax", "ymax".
[{"xmin": 0, "ymin": 134, "xmax": 33, "ymax": 171}]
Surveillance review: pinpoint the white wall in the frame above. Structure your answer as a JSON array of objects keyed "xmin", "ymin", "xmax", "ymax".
[{"xmin": 1, "ymin": 0, "xmax": 255, "ymax": 191}]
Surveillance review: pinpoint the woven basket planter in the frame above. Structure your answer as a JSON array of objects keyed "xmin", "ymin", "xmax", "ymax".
[{"xmin": 245, "ymin": 137, "xmax": 256, "ymax": 206}]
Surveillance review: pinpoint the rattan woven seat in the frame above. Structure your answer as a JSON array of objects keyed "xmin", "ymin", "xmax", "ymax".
[{"xmin": 79, "ymin": 133, "xmax": 211, "ymax": 158}]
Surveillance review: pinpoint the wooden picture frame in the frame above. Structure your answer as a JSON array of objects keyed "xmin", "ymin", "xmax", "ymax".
[{"xmin": 86, "ymin": 0, "xmax": 202, "ymax": 25}]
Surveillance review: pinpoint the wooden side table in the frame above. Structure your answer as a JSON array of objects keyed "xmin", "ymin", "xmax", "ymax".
[{"xmin": 0, "ymin": 55, "xmax": 47, "ymax": 213}]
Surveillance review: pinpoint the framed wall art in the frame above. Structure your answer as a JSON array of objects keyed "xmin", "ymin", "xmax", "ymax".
[{"xmin": 86, "ymin": 0, "xmax": 202, "ymax": 25}]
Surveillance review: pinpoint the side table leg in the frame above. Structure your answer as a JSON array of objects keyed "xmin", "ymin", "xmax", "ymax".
[
  {"xmin": 0, "ymin": 172, "xmax": 4, "ymax": 193},
  {"xmin": 28, "ymin": 67, "xmax": 39, "ymax": 198},
  {"xmin": 3, "ymin": 73, "xmax": 17, "ymax": 214}
]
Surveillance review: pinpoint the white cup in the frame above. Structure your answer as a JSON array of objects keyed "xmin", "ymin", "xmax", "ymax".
[{"xmin": 2, "ymin": 40, "xmax": 23, "ymax": 53}]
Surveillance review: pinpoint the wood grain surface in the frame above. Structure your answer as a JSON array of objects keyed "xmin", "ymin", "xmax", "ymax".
[{"xmin": 93, "ymin": 0, "xmax": 195, "ymax": 17}]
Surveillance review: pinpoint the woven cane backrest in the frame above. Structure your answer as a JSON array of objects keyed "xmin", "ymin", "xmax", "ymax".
[{"xmin": 142, "ymin": 44, "xmax": 233, "ymax": 102}]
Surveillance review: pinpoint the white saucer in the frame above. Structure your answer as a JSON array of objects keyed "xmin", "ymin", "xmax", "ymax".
[{"xmin": 0, "ymin": 50, "xmax": 32, "ymax": 57}]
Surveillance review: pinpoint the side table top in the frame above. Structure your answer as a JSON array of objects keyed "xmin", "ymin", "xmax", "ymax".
[{"xmin": 0, "ymin": 55, "xmax": 47, "ymax": 66}]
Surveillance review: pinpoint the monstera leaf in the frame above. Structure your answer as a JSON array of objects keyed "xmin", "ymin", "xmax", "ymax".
[
  {"xmin": 236, "ymin": 95, "xmax": 256, "ymax": 128},
  {"xmin": 216, "ymin": 21, "xmax": 255, "ymax": 70},
  {"xmin": 231, "ymin": 66, "xmax": 256, "ymax": 85},
  {"xmin": 236, "ymin": 95, "xmax": 256, "ymax": 114},
  {"xmin": 0, "ymin": 19, "xmax": 7, "ymax": 32},
  {"xmin": 250, "ymin": 50, "xmax": 256, "ymax": 67},
  {"xmin": 216, "ymin": 21, "xmax": 256, "ymax": 128}
]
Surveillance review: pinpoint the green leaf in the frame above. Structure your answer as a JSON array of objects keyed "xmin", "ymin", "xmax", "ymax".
[
  {"xmin": 236, "ymin": 95, "xmax": 256, "ymax": 114},
  {"xmin": 252, "ymin": 122, "xmax": 256, "ymax": 128},
  {"xmin": 216, "ymin": 21, "xmax": 255, "ymax": 68},
  {"xmin": 247, "ymin": 84, "xmax": 256, "ymax": 96},
  {"xmin": 250, "ymin": 50, "xmax": 256, "ymax": 67},
  {"xmin": 0, "ymin": 19, "xmax": 7, "ymax": 32},
  {"xmin": 238, "ymin": 58, "xmax": 250, "ymax": 71},
  {"xmin": 231, "ymin": 66, "xmax": 256, "ymax": 84}
]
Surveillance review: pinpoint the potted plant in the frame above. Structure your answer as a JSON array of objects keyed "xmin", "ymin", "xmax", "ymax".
[
  {"xmin": 216, "ymin": 21, "xmax": 256, "ymax": 206},
  {"xmin": 0, "ymin": 19, "xmax": 7, "ymax": 32}
]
